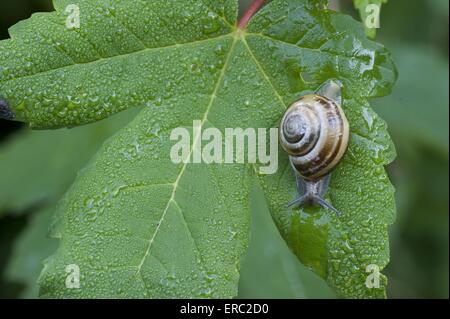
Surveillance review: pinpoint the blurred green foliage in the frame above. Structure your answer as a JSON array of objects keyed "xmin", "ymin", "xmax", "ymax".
[
  {"xmin": 0, "ymin": 0, "xmax": 448, "ymax": 298},
  {"xmin": 375, "ymin": 45, "xmax": 449, "ymax": 298}
]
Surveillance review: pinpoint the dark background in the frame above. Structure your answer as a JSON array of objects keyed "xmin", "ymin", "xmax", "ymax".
[{"xmin": 0, "ymin": 0, "xmax": 448, "ymax": 299}]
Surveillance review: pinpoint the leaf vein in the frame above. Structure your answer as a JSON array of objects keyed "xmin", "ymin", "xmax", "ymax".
[
  {"xmin": 106, "ymin": 6, "xmax": 148, "ymax": 49},
  {"xmin": 242, "ymin": 35, "xmax": 287, "ymax": 110},
  {"xmin": 171, "ymin": 200, "xmax": 207, "ymax": 272},
  {"xmin": 246, "ymin": 33, "xmax": 394, "ymax": 74},
  {"xmin": 1, "ymin": 34, "xmax": 233, "ymax": 84}
]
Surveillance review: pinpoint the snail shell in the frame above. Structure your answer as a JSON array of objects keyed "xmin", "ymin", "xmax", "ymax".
[{"xmin": 280, "ymin": 94, "xmax": 350, "ymax": 181}]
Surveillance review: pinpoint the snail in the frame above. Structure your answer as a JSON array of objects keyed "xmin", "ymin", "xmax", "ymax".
[{"xmin": 279, "ymin": 80, "xmax": 349, "ymax": 215}]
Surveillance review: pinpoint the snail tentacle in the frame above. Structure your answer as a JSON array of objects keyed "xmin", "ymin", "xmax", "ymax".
[{"xmin": 287, "ymin": 174, "xmax": 342, "ymax": 216}]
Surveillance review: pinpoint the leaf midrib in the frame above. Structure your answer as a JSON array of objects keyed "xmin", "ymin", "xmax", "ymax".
[{"xmin": 135, "ymin": 35, "xmax": 239, "ymax": 276}]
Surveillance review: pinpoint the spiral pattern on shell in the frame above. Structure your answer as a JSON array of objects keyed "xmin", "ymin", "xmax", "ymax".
[{"xmin": 280, "ymin": 94, "xmax": 350, "ymax": 180}]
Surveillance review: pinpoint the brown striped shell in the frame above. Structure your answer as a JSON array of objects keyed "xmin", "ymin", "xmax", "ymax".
[{"xmin": 280, "ymin": 94, "xmax": 349, "ymax": 181}]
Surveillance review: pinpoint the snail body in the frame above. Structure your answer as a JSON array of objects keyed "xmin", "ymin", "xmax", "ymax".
[{"xmin": 280, "ymin": 80, "xmax": 349, "ymax": 215}]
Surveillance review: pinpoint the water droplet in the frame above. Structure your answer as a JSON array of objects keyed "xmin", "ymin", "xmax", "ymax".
[
  {"xmin": 362, "ymin": 107, "xmax": 374, "ymax": 130},
  {"xmin": 202, "ymin": 12, "xmax": 220, "ymax": 34}
]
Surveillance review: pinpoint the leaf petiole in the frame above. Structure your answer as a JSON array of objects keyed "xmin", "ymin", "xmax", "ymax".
[{"xmin": 238, "ymin": 0, "xmax": 266, "ymax": 29}]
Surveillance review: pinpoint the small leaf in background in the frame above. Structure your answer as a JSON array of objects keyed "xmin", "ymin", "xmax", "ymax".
[
  {"xmin": 0, "ymin": 0, "xmax": 53, "ymax": 40},
  {"xmin": 353, "ymin": 0, "xmax": 388, "ymax": 38},
  {"xmin": 4, "ymin": 206, "xmax": 57, "ymax": 298}
]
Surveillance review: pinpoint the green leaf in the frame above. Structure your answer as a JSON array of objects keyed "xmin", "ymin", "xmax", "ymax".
[
  {"xmin": 22, "ymin": 0, "xmax": 397, "ymax": 298},
  {"xmin": 353, "ymin": 0, "xmax": 388, "ymax": 38},
  {"xmin": 0, "ymin": 107, "xmax": 140, "ymax": 215}
]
